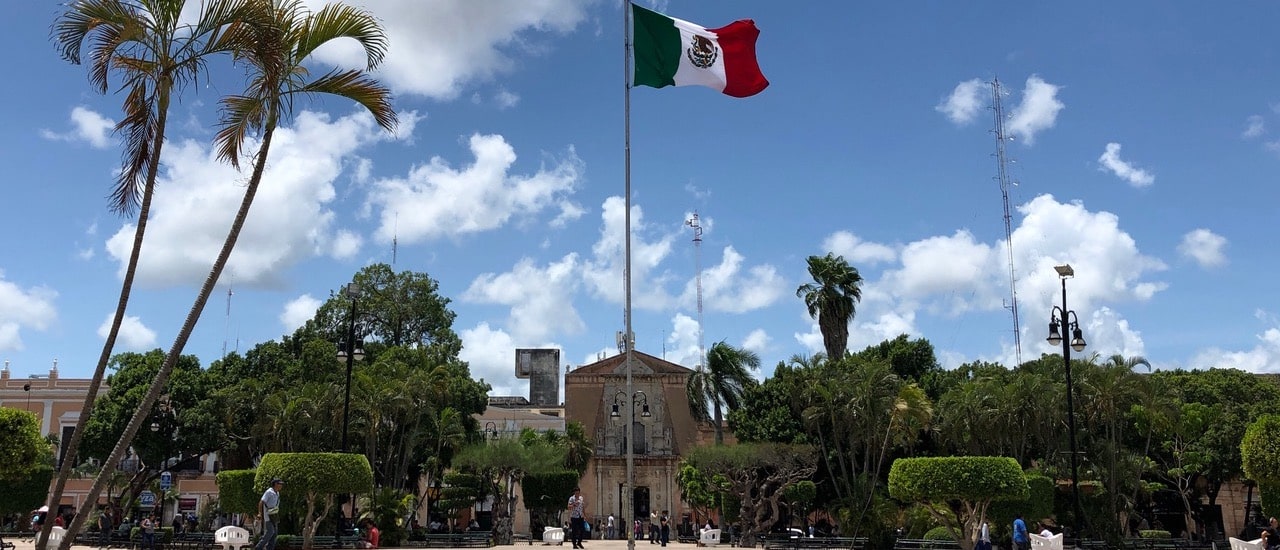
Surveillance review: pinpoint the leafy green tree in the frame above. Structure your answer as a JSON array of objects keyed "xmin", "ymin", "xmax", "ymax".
[
  {"xmin": 796, "ymin": 253, "xmax": 863, "ymax": 360},
  {"xmin": 358, "ymin": 488, "xmax": 416, "ymax": 546},
  {"xmin": 256, "ymin": 453, "xmax": 374, "ymax": 549},
  {"xmin": 852, "ymin": 334, "xmax": 941, "ymax": 384},
  {"xmin": 452, "ymin": 438, "xmax": 566, "ymax": 544},
  {"xmin": 521, "ymin": 471, "xmax": 579, "ymax": 532},
  {"xmin": 676, "ymin": 462, "xmax": 727, "ymax": 526},
  {"xmin": 1242, "ymin": 415, "xmax": 1280, "ymax": 485},
  {"xmin": 683, "ymin": 443, "xmax": 817, "ymax": 548},
  {"xmin": 0, "ymin": 465, "xmax": 54, "ymax": 516},
  {"xmin": 45, "ymin": 2, "xmax": 255, "ymax": 544},
  {"xmin": 437, "ymin": 473, "xmax": 485, "ymax": 530},
  {"xmin": 687, "ymin": 341, "xmax": 761, "ymax": 445},
  {"xmin": 888, "ymin": 456, "xmax": 1028, "ymax": 550},
  {"xmin": 0, "ymin": 408, "xmax": 47, "ymax": 481},
  {"xmin": 216, "ymin": 470, "xmax": 260, "ymax": 516},
  {"xmin": 727, "ymin": 358, "xmax": 809, "ymax": 444},
  {"xmin": 307, "ymin": 264, "xmax": 461, "ymax": 354},
  {"xmin": 1077, "ymin": 354, "xmax": 1149, "ymax": 528}
]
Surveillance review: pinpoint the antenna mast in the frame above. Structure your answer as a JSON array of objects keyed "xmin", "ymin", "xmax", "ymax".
[
  {"xmin": 991, "ymin": 79, "xmax": 1023, "ymax": 367},
  {"xmin": 222, "ymin": 280, "xmax": 234, "ymax": 359},
  {"xmin": 392, "ymin": 212, "xmax": 399, "ymax": 265},
  {"xmin": 686, "ymin": 212, "xmax": 706, "ymax": 369}
]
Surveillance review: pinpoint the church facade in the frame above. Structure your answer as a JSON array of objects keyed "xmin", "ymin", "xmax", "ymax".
[{"xmin": 564, "ymin": 350, "xmax": 720, "ymax": 531}]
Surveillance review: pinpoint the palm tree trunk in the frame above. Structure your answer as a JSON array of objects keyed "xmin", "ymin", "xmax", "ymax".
[
  {"xmin": 41, "ymin": 88, "xmax": 171, "ymax": 550},
  {"xmin": 712, "ymin": 400, "xmax": 724, "ymax": 445},
  {"xmin": 58, "ymin": 120, "xmax": 277, "ymax": 550}
]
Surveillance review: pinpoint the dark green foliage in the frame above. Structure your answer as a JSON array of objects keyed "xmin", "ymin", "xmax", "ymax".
[
  {"xmin": 0, "ymin": 408, "xmax": 46, "ymax": 481},
  {"xmin": 1242, "ymin": 415, "xmax": 1280, "ymax": 484},
  {"xmin": 924, "ymin": 526, "xmax": 956, "ymax": 540},
  {"xmin": 216, "ymin": 470, "xmax": 259, "ymax": 515},
  {"xmin": 0, "ymin": 465, "xmax": 54, "ymax": 515},
  {"xmin": 727, "ymin": 362, "xmax": 808, "ymax": 444},
  {"xmin": 255, "ymin": 453, "xmax": 373, "ymax": 495},
  {"xmin": 889, "ymin": 457, "xmax": 1028, "ymax": 503},
  {"xmin": 522, "ymin": 470, "xmax": 579, "ymax": 529},
  {"xmin": 438, "ymin": 472, "xmax": 485, "ymax": 524},
  {"xmin": 358, "ymin": 488, "xmax": 415, "ymax": 547},
  {"xmin": 1261, "ymin": 482, "xmax": 1280, "ymax": 520},
  {"xmin": 987, "ymin": 474, "xmax": 1053, "ymax": 540},
  {"xmin": 852, "ymin": 334, "xmax": 941, "ymax": 384},
  {"xmin": 1138, "ymin": 530, "xmax": 1171, "ymax": 538}
]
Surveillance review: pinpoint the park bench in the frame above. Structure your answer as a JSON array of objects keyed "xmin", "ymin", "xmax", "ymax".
[
  {"xmin": 765, "ymin": 536, "xmax": 867, "ymax": 550},
  {"xmin": 892, "ymin": 538, "xmax": 960, "ymax": 550},
  {"xmin": 419, "ymin": 531, "xmax": 493, "ymax": 548}
]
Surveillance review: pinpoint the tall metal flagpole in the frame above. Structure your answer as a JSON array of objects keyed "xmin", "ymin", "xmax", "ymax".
[{"xmin": 622, "ymin": 2, "xmax": 636, "ymax": 550}]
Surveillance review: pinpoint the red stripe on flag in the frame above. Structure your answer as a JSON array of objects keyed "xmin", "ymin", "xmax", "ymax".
[{"xmin": 708, "ymin": 19, "xmax": 768, "ymax": 98}]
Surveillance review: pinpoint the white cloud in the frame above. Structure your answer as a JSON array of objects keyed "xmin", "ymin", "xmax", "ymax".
[
  {"xmin": 1177, "ymin": 228, "xmax": 1227, "ymax": 268},
  {"xmin": 459, "ymin": 322, "xmax": 530, "ymax": 396},
  {"xmin": 665, "ymin": 313, "xmax": 703, "ymax": 368},
  {"xmin": 580, "ymin": 196, "xmax": 678, "ymax": 310},
  {"xmin": 98, "ymin": 313, "xmax": 157, "ymax": 350},
  {"xmin": 0, "ymin": 274, "xmax": 58, "ymax": 351},
  {"xmin": 936, "ymin": 78, "xmax": 986, "ymax": 125},
  {"xmin": 1008, "ymin": 75, "xmax": 1065, "ymax": 145},
  {"xmin": 41, "ymin": 106, "xmax": 115, "ymax": 149},
  {"xmin": 741, "ymin": 329, "xmax": 771, "ymax": 358},
  {"xmin": 370, "ymin": 135, "xmax": 583, "ymax": 244},
  {"xmin": 494, "ymin": 89, "xmax": 521, "ymax": 110},
  {"xmin": 1189, "ymin": 314, "xmax": 1280, "ymax": 373},
  {"xmin": 105, "ymin": 110, "xmax": 406, "ymax": 288},
  {"xmin": 1098, "ymin": 143, "xmax": 1155, "ymax": 188},
  {"xmin": 1244, "ymin": 115, "xmax": 1266, "ymax": 139},
  {"xmin": 306, "ymin": 0, "xmax": 591, "ymax": 100},
  {"xmin": 280, "ymin": 294, "xmax": 322, "ymax": 332},
  {"xmin": 686, "ymin": 246, "xmax": 787, "ymax": 314},
  {"xmin": 463, "ymin": 255, "xmax": 584, "ymax": 343},
  {"xmin": 882, "ymin": 230, "xmax": 1000, "ymax": 313},
  {"xmin": 822, "ymin": 231, "xmax": 897, "ymax": 266},
  {"xmin": 549, "ymin": 202, "xmax": 586, "ymax": 228},
  {"xmin": 330, "ymin": 230, "xmax": 362, "ymax": 260}
]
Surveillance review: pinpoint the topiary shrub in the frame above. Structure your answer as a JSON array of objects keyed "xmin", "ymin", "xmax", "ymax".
[
  {"xmin": 988, "ymin": 473, "xmax": 1053, "ymax": 540},
  {"xmin": 256, "ymin": 453, "xmax": 373, "ymax": 550},
  {"xmin": 1139, "ymin": 530, "xmax": 1171, "ymax": 539},
  {"xmin": 924, "ymin": 526, "xmax": 956, "ymax": 540},
  {"xmin": 216, "ymin": 469, "xmax": 258, "ymax": 515},
  {"xmin": 1243, "ymin": 415, "xmax": 1280, "ymax": 486},
  {"xmin": 889, "ymin": 456, "xmax": 1027, "ymax": 550}
]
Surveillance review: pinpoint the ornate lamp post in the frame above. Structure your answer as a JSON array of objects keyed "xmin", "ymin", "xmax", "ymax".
[
  {"xmin": 336, "ymin": 283, "xmax": 364, "ymax": 452},
  {"xmin": 1047, "ymin": 264, "xmax": 1088, "ymax": 537},
  {"xmin": 611, "ymin": 388, "xmax": 651, "ymax": 534},
  {"xmin": 149, "ymin": 395, "xmax": 177, "ymax": 525}
]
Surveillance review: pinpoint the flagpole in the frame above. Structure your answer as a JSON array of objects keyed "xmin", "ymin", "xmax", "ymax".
[{"xmin": 622, "ymin": 2, "xmax": 637, "ymax": 550}]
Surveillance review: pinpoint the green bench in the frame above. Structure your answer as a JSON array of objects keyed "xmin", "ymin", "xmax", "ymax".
[{"xmin": 419, "ymin": 531, "xmax": 493, "ymax": 548}]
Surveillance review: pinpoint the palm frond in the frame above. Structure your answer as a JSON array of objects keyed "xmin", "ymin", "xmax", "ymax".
[
  {"xmin": 297, "ymin": 69, "xmax": 397, "ymax": 130},
  {"xmin": 296, "ymin": 2, "xmax": 387, "ymax": 69}
]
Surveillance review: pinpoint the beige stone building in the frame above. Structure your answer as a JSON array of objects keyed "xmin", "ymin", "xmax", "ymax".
[
  {"xmin": 565, "ymin": 350, "xmax": 725, "ymax": 532},
  {"xmin": 0, "ymin": 362, "xmax": 219, "ymax": 525}
]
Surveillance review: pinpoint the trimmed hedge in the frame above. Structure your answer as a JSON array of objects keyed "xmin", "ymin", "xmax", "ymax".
[
  {"xmin": 988, "ymin": 474, "xmax": 1053, "ymax": 539},
  {"xmin": 1243, "ymin": 415, "xmax": 1280, "ymax": 484},
  {"xmin": 888, "ymin": 456, "xmax": 1028, "ymax": 502},
  {"xmin": 255, "ymin": 453, "xmax": 373, "ymax": 495},
  {"xmin": 0, "ymin": 465, "xmax": 54, "ymax": 515},
  {"xmin": 1138, "ymin": 530, "xmax": 1171, "ymax": 539},
  {"xmin": 216, "ymin": 469, "xmax": 259, "ymax": 515},
  {"xmin": 924, "ymin": 527, "xmax": 956, "ymax": 540}
]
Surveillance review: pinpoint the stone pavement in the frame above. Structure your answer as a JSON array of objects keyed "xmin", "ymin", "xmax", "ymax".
[{"xmin": 2, "ymin": 537, "xmax": 685, "ymax": 550}]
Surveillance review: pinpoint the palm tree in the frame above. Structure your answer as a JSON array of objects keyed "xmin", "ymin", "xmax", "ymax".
[
  {"xmin": 45, "ymin": 2, "xmax": 254, "ymax": 546},
  {"xmin": 687, "ymin": 341, "xmax": 761, "ymax": 445},
  {"xmin": 796, "ymin": 253, "xmax": 864, "ymax": 360},
  {"xmin": 61, "ymin": 3, "xmax": 396, "ymax": 547}
]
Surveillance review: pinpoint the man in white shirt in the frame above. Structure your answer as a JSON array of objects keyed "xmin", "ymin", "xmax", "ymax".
[
  {"xmin": 567, "ymin": 488, "xmax": 586, "ymax": 549},
  {"xmin": 606, "ymin": 514, "xmax": 616, "ymax": 540},
  {"xmin": 254, "ymin": 479, "xmax": 284, "ymax": 550}
]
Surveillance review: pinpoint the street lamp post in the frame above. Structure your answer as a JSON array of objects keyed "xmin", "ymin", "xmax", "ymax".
[
  {"xmin": 149, "ymin": 395, "xmax": 176, "ymax": 525},
  {"xmin": 611, "ymin": 388, "xmax": 651, "ymax": 539},
  {"xmin": 337, "ymin": 283, "xmax": 364, "ymax": 453},
  {"xmin": 1047, "ymin": 264, "xmax": 1088, "ymax": 538}
]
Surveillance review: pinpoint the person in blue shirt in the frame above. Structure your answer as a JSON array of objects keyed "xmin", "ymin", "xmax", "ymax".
[{"xmin": 1012, "ymin": 514, "xmax": 1029, "ymax": 550}]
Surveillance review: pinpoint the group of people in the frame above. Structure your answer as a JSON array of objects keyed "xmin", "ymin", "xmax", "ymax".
[
  {"xmin": 1010, "ymin": 514, "xmax": 1058, "ymax": 550},
  {"xmin": 566, "ymin": 487, "xmax": 670, "ymax": 547}
]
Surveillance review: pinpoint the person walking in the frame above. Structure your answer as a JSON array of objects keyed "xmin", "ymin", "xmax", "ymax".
[
  {"xmin": 650, "ymin": 511, "xmax": 659, "ymax": 544},
  {"xmin": 1012, "ymin": 514, "xmax": 1029, "ymax": 550},
  {"xmin": 140, "ymin": 513, "xmax": 156, "ymax": 550},
  {"xmin": 567, "ymin": 487, "xmax": 586, "ymax": 549},
  {"xmin": 97, "ymin": 506, "xmax": 114, "ymax": 550},
  {"xmin": 606, "ymin": 514, "xmax": 616, "ymax": 540},
  {"xmin": 254, "ymin": 479, "xmax": 284, "ymax": 550},
  {"xmin": 659, "ymin": 511, "xmax": 669, "ymax": 547}
]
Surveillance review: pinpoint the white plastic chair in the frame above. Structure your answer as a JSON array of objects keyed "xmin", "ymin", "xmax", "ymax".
[
  {"xmin": 700, "ymin": 529, "xmax": 721, "ymax": 547},
  {"xmin": 543, "ymin": 527, "xmax": 565, "ymax": 545},
  {"xmin": 1229, "ymin": 537, "xmax": 1265, "ymax": 550},
  {"xmin": 42, "ymin": 526, "xmax": 66, "ymax": 547},
  {"xmin": 1030, "ymin": 533, "xmax": 1063, "ymax": 550},
  {"xmin": 216, "ymin": 526, "xmax": 253, "ymax": 550}
]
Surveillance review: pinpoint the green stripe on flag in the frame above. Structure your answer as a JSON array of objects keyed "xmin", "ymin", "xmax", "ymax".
[{"xmin": 632, "ymin": 3, "xmax": 682, "ymax": 89}]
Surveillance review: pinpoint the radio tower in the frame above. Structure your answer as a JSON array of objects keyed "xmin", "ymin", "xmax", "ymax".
[
  {"xmin": 685, "ymin": 212, "xmax": 706, "ymax": 369},
  {"xmin": 222, "ymin": 280, "xmax": 234, "ymax": 359},
  {"xmin": 991, "ymin": 79, "xmax": 1023, "ymax": 367}
]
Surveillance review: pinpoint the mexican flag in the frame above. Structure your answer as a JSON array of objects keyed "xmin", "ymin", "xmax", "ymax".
[{"xmin": 631, "ymin": 3, "xmax": 769, "ymax": 98}]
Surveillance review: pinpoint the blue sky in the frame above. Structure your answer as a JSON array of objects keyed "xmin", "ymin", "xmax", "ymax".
[{"xmin": 3, "ymin": 1, "xmax": 1279, "ymax": 395}]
